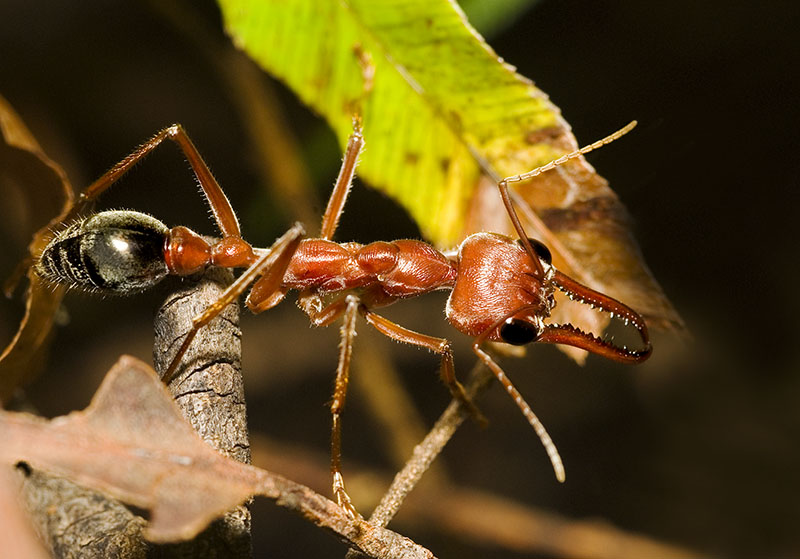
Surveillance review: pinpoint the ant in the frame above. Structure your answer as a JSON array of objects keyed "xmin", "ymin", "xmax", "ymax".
[{"xmin": 34, "ymin": 118, "xmax": 651, "ymax": 517}]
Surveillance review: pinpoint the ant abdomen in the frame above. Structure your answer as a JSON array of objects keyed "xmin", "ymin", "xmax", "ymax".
[{"xmin": 36, "ymin": 210, "xmax": 170, "ymax": 295}]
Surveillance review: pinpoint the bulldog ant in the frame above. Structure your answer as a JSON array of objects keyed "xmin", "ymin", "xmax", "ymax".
[{"xmin": 35, "ymin": 119, "xmax": 650, "ymax": 516}]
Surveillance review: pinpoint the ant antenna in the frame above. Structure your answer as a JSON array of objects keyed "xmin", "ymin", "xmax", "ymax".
[
  {"xmin": 504, "ymin": 121, "xmax": 637, "ymax": 185},
  {"xmin": 473, "ymin": 307, "xmax": 567, "ymax": 482},
  {"xmin": 497, "ymin": 121, "xmax": 638, "ymax": 278}
]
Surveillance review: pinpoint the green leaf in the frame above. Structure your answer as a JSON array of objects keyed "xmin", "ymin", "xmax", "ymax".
[
  {"xmin": 219, "ymin": 0, "xmax": 563, "ymax": 247},
  {"xmin": 218, "ymin": 0, "xmax": 684, "ymax": 334}
]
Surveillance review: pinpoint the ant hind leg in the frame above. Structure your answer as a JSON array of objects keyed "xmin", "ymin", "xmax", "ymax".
[
  {"xmin": 293, "ymin": 290, "xmax": 362, "ymax": 517},
  {"xmin": 73, "ymin": 124, "xmax": 242, "ymax": 239}
]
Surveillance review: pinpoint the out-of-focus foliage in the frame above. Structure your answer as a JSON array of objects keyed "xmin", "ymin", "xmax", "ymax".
[{"xmin": 0, "ymin": 95, "xmax": 73, "ymax": 402}]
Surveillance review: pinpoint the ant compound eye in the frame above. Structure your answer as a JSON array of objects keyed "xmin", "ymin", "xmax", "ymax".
[
  {"xmin": 517, "ymin": 238, "xmax": 552, "ymax": 266},
  {"xmin": 529, "ymin": 238, "xmax": 552, "ymax": 265},
  {"xmin": 499, "ymin": 318, "xmax": 540, "ymax": 345}
]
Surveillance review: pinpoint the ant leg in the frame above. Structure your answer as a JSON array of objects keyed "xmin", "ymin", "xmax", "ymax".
[
  {"xmin": 318, "ymin": 120, "xmax": 364, "ymax": 240},
  {"xmin": 163, "ymin": 224, "xmax": 304, "ymax": 382},
  {"xmin": 245, "ymin": 235, "xmax": 307, "ymax": 314},
  {"xmin": 329, "ymin": 295, "xmax": 362, "ymax": 518},
  {"xmin": 74, "ymin": 124, "xmax": 241, "ymax": 238},
  {"xmin": 359, "ymin": 306, "xmax": 487, "ymax": 425},
  {"xmin": 471, "ymin": 334, "xmax": 565, "ymax": 483},
  {"xmin": 293, "ymin": 291, "xmax": 368, "ymax": 517},
  {"xmin": 296, "ymin": 291, "xmax": 350, "ymax": 327},
  {"xmin": 294, "ymin": 291, "xmax": 362, "ymax": 516}
]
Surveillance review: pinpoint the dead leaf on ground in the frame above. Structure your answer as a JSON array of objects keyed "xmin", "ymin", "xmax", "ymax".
[
  {"xmin": 0, "ymin": 355, "xmax": 434, "ymax": 558},
  {"xmin": 0, "ymin": 468, "xmax": 50, "ymax": 559}
]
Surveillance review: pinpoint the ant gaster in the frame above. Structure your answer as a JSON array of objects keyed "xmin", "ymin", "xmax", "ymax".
[{"xmin": 35, "ymin": 119, "xmax": 651, "ymax": 517}]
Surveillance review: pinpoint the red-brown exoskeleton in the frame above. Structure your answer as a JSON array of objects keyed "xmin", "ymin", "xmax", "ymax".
[{"xmin": 36, "ymin": 119, "xmax": 650, "ymax": 517}]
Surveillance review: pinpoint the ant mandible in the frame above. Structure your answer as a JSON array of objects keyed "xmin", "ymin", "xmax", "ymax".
[{"xmin": 35, "ymin": 118, "xmax": 651, "ymax": 517}]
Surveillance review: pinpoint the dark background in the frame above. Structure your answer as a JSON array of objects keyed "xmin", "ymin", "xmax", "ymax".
[{"xmin": 1, "ymin": 1, "xmax": 798, "ymax": 557}]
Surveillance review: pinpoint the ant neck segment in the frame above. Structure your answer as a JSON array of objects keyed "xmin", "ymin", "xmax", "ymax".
[
  {"xmin": 164, "ymin": 226, "xmax": 257, "ymax": 276},
  {"xmin": 164, "ymin": 226, "xmax": 211, "ymax": 276}
]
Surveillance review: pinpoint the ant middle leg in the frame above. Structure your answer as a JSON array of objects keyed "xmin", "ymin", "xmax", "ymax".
[
  {"xmin": 297, "ymin": 288, "xmax": 486, "ymax": 516},
  {"xmin": 293, "ymin": 290, "xmax": 361, "ymax": 516},
  {"xmin": 330, "ymin": 295, "xmax": 361, "ymax": 518},
  {"xmin": 297, "ymin": 287, "xmax": 489, "ymax": 427}
]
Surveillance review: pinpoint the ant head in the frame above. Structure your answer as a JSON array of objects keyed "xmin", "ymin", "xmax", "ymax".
[
  {"xmin": 446, "ymin": 233, "xmax": 651, "ymax": 362},
  {"xmin": 479, "ymin": 121, "xmax": 650, "ymax": 361},
  {"xmin": 447, "ymin": 231, "xmax": 651, "ymax": 362},
  {"xmin": 446, "ymin": 232, "xmax": 556, "ymax": 340}
]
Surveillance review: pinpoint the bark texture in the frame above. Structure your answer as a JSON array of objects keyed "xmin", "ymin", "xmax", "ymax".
[
  {"xmin": 151, "ymin": 267, "xmax": 252, "ymax": 558},
  {"xmin": 21, "ymin": 266, "xmax": 252, "ymax": 558}
]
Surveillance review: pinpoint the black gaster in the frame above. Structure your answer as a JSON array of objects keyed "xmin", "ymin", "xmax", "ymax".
[{"xmin": 37, "ymin": 210, "xmax": 170, "ymax": 295}]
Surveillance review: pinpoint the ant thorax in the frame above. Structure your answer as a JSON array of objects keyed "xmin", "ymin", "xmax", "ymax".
[{"xmin": 446, "ymin": 232, "xmax": 552, "ymax": 341}]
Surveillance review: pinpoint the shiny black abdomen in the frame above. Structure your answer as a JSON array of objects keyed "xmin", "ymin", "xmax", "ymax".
[{"xmin": 36, "ymin": 210, "xmax": 170, "ymax": 295}]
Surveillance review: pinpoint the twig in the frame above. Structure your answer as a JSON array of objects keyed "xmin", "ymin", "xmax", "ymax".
[
  {"xmin": 253, "ymin": 436, "xmax": 704, "ymax": 559},
  {"xmin": 251, "ymin": 468, "xmax": 435, "ymax": 559},
  {"xmin": 345, "ymin": 360, "xmax": 493, "ymax": 558},
  {"xmin": 151, "ymin": 266, "xmax": 252, "ymax": 557},
  {"xmin": 20, "ymin": 468, "xmax": 148, "ymax": 558},
  {"xmin": 368, "ymin": 360, "xmax": 493, "ymax": 529}
]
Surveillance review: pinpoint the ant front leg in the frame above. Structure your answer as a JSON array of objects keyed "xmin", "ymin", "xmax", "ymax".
[
  {"xmin": 72, "ymin": 124, "xmax": 241, "ymax": 238},
  {"xmin": 359, "ymin": 305, "xmax": 487, "ymax": 426}
]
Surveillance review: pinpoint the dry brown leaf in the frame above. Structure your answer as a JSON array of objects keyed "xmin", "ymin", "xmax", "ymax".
[
  {"xmin": 0, "ymin": 468, "xmax": 50, "ymax": 559},
  {"xmin": 1, "ymin": 358, "xmax": 251, "ymax": 542},
  {"xmin": 0, "ymin": 355, "xmax": 434, "ymax": 557},
  {"xmin": 0, "ymin": 94, "xmax": 74, "ymax": 402}
]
